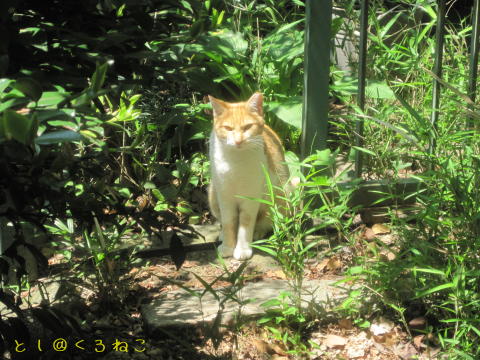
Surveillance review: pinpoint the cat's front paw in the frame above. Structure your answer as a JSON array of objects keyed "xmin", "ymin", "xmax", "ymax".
[{"xmin": 233, "ymin": 246, "xmax": 253, "ymax": 261}]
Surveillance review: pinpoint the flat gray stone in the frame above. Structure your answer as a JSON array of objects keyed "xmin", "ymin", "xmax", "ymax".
[
  {"xmin": 141, "ymin": 277, "xmax": 348, "ymax": 335},
  {"xmin": 191, "ymin": 224, "xmax": 221, "ymax": 244}
]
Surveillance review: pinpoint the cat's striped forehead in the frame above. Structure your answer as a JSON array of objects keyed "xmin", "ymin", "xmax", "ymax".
[
  {"xmin": 209, "ymin": 93, "xmax": 264, "ymax": 122},
  {"xmin": 215, "ymin": 104, "xmax": 259, "ymax": 122}
]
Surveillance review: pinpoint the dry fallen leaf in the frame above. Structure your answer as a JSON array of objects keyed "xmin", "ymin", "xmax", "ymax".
[
  {"xmin": 324, "ymin": 334, "xmax": 347, "ymax": 349},
  {"xmin": 372, "ymin": 223, "xmax": 391, "ymax": 235},
  {"xmin": 252, "ymin": 339, "xmax": 270, "ymax": 354},
  {"xmin": 408, "ymin": 316, "xmax": 426, "ymax": 329},
  {"xmin": 326, "ymin": 256, "xmax": 343, "ymax": 271},
  {"xmin": 269, "ymin": 343, "xmax": 288, "ymax": 356},
  {"xmin": 270, "ymin": 356, "xmax": 289, "ymax": 360},
  {"xmin": 364, "ymin": 227, "xmax": 377, "ymax": 240},
  {"xmin": 394, "ymin": 342, "xmax": 418, "ymax": 359},
  {"xmin": 266, "ymin": 269, "xmax": 288, "ymax": 280},
  {"xmin": 338, "ymin": 318, "xmax": 353, "ymax": 330},
  {"xmin": 386, "ymin": 251, "xmax": 396, "ymax": 261},
  {"xmin": 316, "ymin": 258, "xmax": 330, "ymax": 272},
  {"xmin": 413, "ymin": 335, "xmax": 425, "ymax": 349},
  {"xmin": 346, "ymin": 346, "xmax": 365, "ymax": 359},
  {"xmin": 370, "ymin": 317, "xmax": 394, "ymax": 336},
  {"xmin": 252, "ymin": 339, "xmax": 286, "ymax": 355}
]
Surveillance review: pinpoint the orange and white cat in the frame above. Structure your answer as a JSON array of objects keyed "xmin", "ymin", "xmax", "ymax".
[{"xmin": 208, "ymin": 92, "xmax": 290, "ymax": 260}]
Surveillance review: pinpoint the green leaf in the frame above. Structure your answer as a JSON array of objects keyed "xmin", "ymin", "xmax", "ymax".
[
  {"xmin": 91, "ymin": 63, "xmax": 109, "ymax": 93},
  {"xmin": 152, "ymin": 189, "xmax": 165, "ymax": 202},
  {"xmin": 14, "ymin": 78, "xmax": 42, "ymax": 102},
  {"xmin": 35, "ymin": 130, "xmax": 82, "ymax": 145},
  {"xmin": 365, "ymin": 80, "xmax": 395, "ymax": 99},
  {"xmin": 191, "ymin": 272, "xmax": 220, "ymax": 301},
  {"xmin": 143, "ymin": 182, "xmax": 156, "ymax": 189},
  {"xmin": 352, "ymin": 146, "xmax": 376, "ymax": 156},
  {"xmin": 227, "ymin": 261, "xmax": 249, "ymax": 285},
  {"xmin": 261, "ymin": 298, "xmax": 281, "ymax": 308},
  {"xmin": 0, "ymin": 79, "xmax": 12, "ymax": 95},
  {"xmin": 47, "ymin": 120, "xmax": 78, "ymax": 130},
  {"xmin": 299, "ymin": 239, "xmax": 320, "ymax": 255},
  {"xmin": 0, "ymin": 97, "xmax": 30, "ymax": 113},
  {"xmin": 391, "ymin": 88, "xmax": 433, "ymax": 137},
  {"xmin": 38, "ymin": 91, "xmax": 69, "ymax": 107},
  {"xmin": 414, "ymin": 283, "xmax": 455, "ymax": 298},
  {"xmin": 366, "ymin": 116, "xmax": 419, "ymax": 145},
  {"xmin": 411, "ymin": 267, "xmax": 446, "ymax": 276},
  {"xmin": 348, "ymin": 266, "xmax": 363, "ymax": 275},
  {"xmin": 37, "ymin": 109, "xmax": 75, "ymax": 123},
  {"xmin": 258, "ymin": 316, "xmax": 274, "ymax": 324},
  {"xmin": 268, "ymin": 98, "xmax": 302, "ymax": 129},
  {"xmin": 3, "ymin": 110, "xmax": 33, "ymax": 144}
]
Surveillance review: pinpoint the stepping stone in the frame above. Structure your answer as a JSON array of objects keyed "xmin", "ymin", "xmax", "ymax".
[{"xmin": 141, "ymin": 277, "xmax": 348, "ymax": 336}]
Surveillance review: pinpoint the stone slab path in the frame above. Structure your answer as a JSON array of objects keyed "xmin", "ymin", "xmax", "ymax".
[
  {"xmin": 139, "ymin": 224, "xmax": 351, "ymax": 336},
  {"xmin": 141, "ymin": 277, "xmax": 348, "ymax": 336}
]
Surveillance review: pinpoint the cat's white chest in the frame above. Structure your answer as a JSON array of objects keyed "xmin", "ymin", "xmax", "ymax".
[{"xmin": 209, "ymin": 131, "xmax": 266, "ymax": 196}]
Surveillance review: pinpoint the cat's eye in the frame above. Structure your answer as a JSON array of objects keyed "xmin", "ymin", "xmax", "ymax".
[
  {"xmin": 243, "ymin": 124, "xmax": 253, "ymax": 131},
  {"xmin": 223, "ymin": 125, "xmax": 233, "ymax": 131}
]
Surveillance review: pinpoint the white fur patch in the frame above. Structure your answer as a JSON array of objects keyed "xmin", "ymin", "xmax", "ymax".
[{"xmin": 210, "ymin": 131, "xmax": 267, "ymax": 198}]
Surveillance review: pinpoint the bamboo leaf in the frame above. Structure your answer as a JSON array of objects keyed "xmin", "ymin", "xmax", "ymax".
[{"xmin": 414, "ymin": 283, "xmax": 454, "ymax": 298}]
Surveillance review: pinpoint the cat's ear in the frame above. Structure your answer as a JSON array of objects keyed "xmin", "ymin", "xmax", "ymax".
[
  {"xmin": 209, "ymin": 95, "xmax": 228, "ymax": 118},
  {"xmin": 246, "ymin": 92, "xmax": 263, "ymax": 116}
]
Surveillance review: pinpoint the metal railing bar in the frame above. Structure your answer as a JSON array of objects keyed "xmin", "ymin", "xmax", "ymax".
[
  {"xmin": 468, "ymin": 0, "xmax": 480, "ymax": 129},
  {"xmin": 301, "ymin": 0, "xmax": 332, "ymax": 160},
  {"xmin": 429, "ymin": 0, "xmax": 446, "ymax": 154},
  {"xmin": 354, "ymin": 0, "xmax": 369, "ymax": 178}
]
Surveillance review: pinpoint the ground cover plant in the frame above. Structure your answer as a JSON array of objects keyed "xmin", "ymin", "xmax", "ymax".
[{"xmin": 1, "ymin": 0, "xmax": 480, "ymax": 359}]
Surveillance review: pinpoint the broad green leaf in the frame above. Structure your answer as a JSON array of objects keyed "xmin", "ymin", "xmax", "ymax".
[
  {"xmin": 0, "ymin": 79, "xmax": 12, "ymax": 95},
  {"xmin": 38, "ymin": 91, "xmax": 69, "ymax": 107},
  {"xmin": 35, "ymin": 130, "xmax": 82, "ymax": 145},
  {"xmin": 3, "ymin": 110, "xmax": 33, "ymax": 144},
  {"xmin": 352, "ymin": 146, "xmax": 376, "ymax": 156},
  {"xmin": 391, "ymin": 88, "xmax": 433, "ymax": 136},
  {"xmin": 91, "ymin": 63, "xmax": 108, "ymax": 93},
  {"xmin": 0, "ymin": 97, "xmax": 30, "ymax": 113},
  {"xmin": 411, "ymin": 267, "xmax": 446, "ymax": 276},
  {"xmin": 379, "ymin": 12, "xmax": 403, "ymax": 39},
  {"xmin": 251, "ymin": 243, "xmax": 276, "ymax": 256},
  {"xmin": 332, "ymin": 75, "xmax": 358, "ymax": 95},
  {"xmin": 14, "ymin": 78, "xmax": 42, "ymax": 102},
  {"xmin": 152, "ymin": 189, "xmax": 165, "ymax": 202},
  {"xmin": 191, "ymin": 272, "xmax": 220, "ymax": 301},
  {"xmin": 366, "ymin": 115, "xmax": 419, "ymax": 145},
  {"xmin": 414, "ymin": 283, "xmax": 455, "ymax": 298},
  {"xmin": 37, "ymin": 109, "xmax": 75, "ymax": 123},
  {"xmin": 268, "ymin": 99, "xmax": 302, "ymax": 129},
  {"xmin": 365, "ymin": 80, "xmax": 395, "ymax": 99},
  {"xmin": 47, "ymin": 120, "xmax": 78, "ymax": 130},
  {"xmin": 264, "ymin": 29, "xmax": 303, "ymax": 61},
  {"xmin": 261, "ymin": 298, "xmax": 281, "ymax": 308},
  {"xmin": 143, "ymin": 182, "xmax": 156, "ymax": 189},
  {"xmin": 348, "ymin": 266, "xmax": 364, "ymax": 275}
]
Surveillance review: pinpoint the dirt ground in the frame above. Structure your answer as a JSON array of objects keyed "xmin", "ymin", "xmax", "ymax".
[{"xmin": 9, "ymin": 223, "xmax": 442, "ymax": 360}]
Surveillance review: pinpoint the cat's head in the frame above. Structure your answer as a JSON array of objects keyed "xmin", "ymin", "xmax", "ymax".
[{"xmin": 208, "ymin": 92, "xmax": 264, "ymax": 149}]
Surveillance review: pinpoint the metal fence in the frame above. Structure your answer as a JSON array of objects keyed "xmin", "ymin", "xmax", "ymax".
[{"xmin": 301, "ymin": 0, "xmax": 480, "ymax": 207}]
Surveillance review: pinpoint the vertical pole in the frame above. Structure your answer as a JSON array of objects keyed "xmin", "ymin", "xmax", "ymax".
[
  {"xmin": 429, "ymin": 0, "xmax": 446, "ymax": 154},
  {"xmin": 301, "ymin": 0, "xmax": 332, "ymax": 159},
  {"xmin": 468, "ymin": 0, "xmax": 480, "ymax": 129},
  {"xmin": 354, "ymin": 0, "xmax": 369, "ymax": 178}
]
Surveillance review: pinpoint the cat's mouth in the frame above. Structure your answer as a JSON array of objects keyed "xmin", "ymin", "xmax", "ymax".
[{"xmin": 224, "ymin": 136, "xmax": 262, "ymax": 150}]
